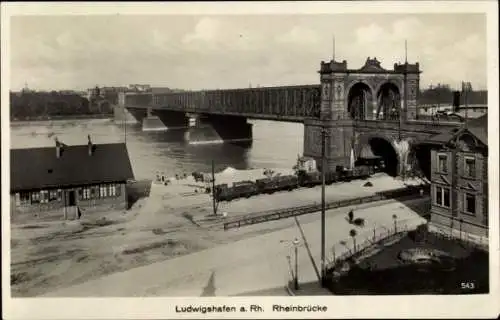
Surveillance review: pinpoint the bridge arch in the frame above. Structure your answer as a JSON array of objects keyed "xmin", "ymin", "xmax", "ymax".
[
  {"xmin": 346, "ymin": 81, "xmax": 375, "ymax": 120},
  {"xmin": 375, "ymin": 81, "xmax": 401, "ymax": 121},
  {"xmin": 356, "ymin": 134, "xmax": 400, "ymax": 177}
]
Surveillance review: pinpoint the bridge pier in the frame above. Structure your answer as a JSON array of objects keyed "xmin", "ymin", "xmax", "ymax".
[
  {"xmin": 153, "ymin": 110, "xmax": 189, "ymax": 130},
  {"xmin": 116, "ymin": 107, "xmax": 147, "ymax": 124},
  {"xmin": 303, "ymin": 119, "xmax": 355, "ymax": 172},
  {"xmin": 185, "ymin": 114, "xmax": 253, "ymax": 145}
]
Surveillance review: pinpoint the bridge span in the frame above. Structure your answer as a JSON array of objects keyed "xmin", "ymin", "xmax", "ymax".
[{"xmin": 116, "ymin": 57, "xmax": 471, "ymax": 178}]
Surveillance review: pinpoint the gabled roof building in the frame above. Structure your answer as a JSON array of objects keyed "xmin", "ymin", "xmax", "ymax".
[
  {"xmin": 10, "ymin": 136, "xmax": 135, "ymax": 222},
  {"xmin": 429, "ymin": 114, "xmax": 488, "ymax": 238}
]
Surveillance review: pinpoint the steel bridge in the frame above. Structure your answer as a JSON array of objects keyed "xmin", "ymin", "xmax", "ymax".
[
  {"xmin": 116, "ymin": 57, "xmax": 473, "ymax": 177},
  {"xmin": 124, "ymin": 84, "xmax": 322, "ymax": 122}
]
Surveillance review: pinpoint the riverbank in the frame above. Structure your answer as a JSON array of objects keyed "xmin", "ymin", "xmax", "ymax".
[
  {"xmin": 10, "ymin": 117, "xmax": 114, "ymax": 128},
  {"xmin": 10, "ymin": 114, "xmax": 113, "ymax": 124},
  {"xmin": 10, "ymin": 169, "xmax": 427, "ymax": 297}
]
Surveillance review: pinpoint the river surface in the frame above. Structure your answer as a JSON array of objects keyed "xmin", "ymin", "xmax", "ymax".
[{"xmin": 9, "ymin": 119, "xmax": 304, "ymax": 180}]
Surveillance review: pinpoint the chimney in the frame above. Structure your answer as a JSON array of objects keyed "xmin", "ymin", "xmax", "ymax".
[
  {"xmin": 55, "ymin": 137, "xmax": 61, "ymax": 158},
  {"xmin": 87, "ymin": 134, "xmax": 93, "ymax": 156}
]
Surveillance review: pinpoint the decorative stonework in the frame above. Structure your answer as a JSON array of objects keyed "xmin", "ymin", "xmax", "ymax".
[
  {"xmin": 358, "ymin": 57, "xmax": 387, "ymax": 73},
  {"xmin": 322, "ymin": 83, "xmax": 331, "ymax": 100}
]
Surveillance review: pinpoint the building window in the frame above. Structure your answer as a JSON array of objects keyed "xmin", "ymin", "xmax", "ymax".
[
  {"xmin": 437, "ymin": 153, "xmax": 448, "ymax": 173},
  {"xmin": 435, "ymin": 186, "xmax": 451, "ymax": 208},
  {"xmin": 108, "ymin": 184, "xmax": 117, "ymax": 197},
  {"xmin": 464, "ymin": 157, "xmax": 476, "ymax": 178},
  {"xmin": 18, "ymin": 192, "xmax": 30, "ymax": 205},
  {"xmin": 49, "ymin": 190, "xmax": 59, "ymax": 202},
  {"xmin": 464, "ymin": 193, "xmax": 476, "ymax": 215},
  {"xmin": 40, "ymin": 190, "xmax": 49, "ymax": 204},
  {"xmin": 82, "ymin": 187, "xmax": 91, "ymax": 200},
  {"xmin": 31, "ymin": 191, "xmax": 40, "ymax": 204},
  {"xmin": 115, "ymin": 184, "xmax": 121, "ymax": 197},
  {"xmin": 100, "ymin": 185, "xmax": 108, "ymax": 198}
]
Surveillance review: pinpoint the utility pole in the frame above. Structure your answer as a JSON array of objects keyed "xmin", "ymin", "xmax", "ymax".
[
  {"xmin": 212, "ymin": 159, "xmax": 217, "ymax": 216},
  {"xmin": 320, "ymin": 125, "xmax": 327, "ymax": 286},
  {"xmin": 332, "ymin": 35, "xmax": 336, "ymax": 61}
]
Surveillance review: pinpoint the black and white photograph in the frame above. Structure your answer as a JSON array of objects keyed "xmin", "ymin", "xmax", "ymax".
[{"xmin": 2, "ymin": 2, "xmax": 499, "ymax": 319}]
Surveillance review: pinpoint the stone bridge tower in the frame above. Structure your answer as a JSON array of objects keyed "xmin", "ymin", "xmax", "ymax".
[{"xmin": 303, "ymin": 57, "xmax": 421, "ymax": 173}]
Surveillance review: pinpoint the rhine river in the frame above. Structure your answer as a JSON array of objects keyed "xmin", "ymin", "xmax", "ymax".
[{"xmin": 10, "ymin": 119, "xmax": 303, "ymax": 180}]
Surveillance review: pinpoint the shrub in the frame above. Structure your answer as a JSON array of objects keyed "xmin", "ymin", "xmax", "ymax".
[{"xmin": 353, "ymin": 218, "xmax": 365, "ymax": 227}]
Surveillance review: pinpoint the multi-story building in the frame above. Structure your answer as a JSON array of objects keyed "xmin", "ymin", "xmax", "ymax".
[
  {"xmin": 429, "ymin": 114, "xmax": 488, "ymax": 237},
  {"xmin": 10, "ymin": 136, "xmax": 135, "ymax": 222}
]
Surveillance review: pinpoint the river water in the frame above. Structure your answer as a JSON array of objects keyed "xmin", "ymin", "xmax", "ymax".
[{"xmin": 9, "ymin": 119, "xmax": 304, "ymax": 180}]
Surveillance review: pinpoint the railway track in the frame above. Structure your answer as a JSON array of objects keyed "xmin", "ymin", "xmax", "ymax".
[{"xmin": 220, "ymin": 185, "xmax": 430, "ymax": 230}]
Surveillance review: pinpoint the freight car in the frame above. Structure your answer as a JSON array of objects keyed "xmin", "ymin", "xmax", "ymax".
[
  {"xmin": 255, "ymin": 174, "xmax": 299, "ymax": 194},
  {"xmin": 298, "ymin": 165, "xmax": 373, "ymax": 187},
  {"xmin": 214, "ymin": 165, "xmax": 374, "ymax": 202},
  {"xmin": 215, "ymin": 180, "xmax": 258, "ymax": 201}
]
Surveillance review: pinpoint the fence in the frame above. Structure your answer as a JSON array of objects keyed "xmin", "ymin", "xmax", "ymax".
[
  {"xmin": 223, "ymin": 185, "xmax": 429, "ymax": 230},
  {"xmin": 326, "ymin": 218, "xmax": 421, "ymax": 272},
  {"xmin": 429, "ymin": 226, "xmax": 488, "ymax": 251}
]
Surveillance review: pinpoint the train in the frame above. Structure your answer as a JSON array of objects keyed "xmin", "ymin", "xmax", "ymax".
[{"xmin": 214, "ymin": 164, "xmax": 379, "ymax": 202}]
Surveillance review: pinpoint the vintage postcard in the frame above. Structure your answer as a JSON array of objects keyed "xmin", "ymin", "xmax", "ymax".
[{"xmin": 1, "ymin": 1, "xmax": 499, "ymax": 319}]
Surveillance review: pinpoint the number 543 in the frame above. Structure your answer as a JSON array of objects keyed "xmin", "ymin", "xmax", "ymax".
[{"xmin": 461, "ymin": 282, "xmax": 475, "ymax": 290}]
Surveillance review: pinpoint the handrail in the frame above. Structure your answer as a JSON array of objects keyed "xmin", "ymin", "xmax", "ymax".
[{"xmin": 223, "ymin": 185, "xmax": 429, "ymax": 230}]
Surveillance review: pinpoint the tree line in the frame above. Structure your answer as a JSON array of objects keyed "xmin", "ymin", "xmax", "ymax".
[{"xmin": 10, "ymin": 91, "xmax": 115, "ymax": 121}]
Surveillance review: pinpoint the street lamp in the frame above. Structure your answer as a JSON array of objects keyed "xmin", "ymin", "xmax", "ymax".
[
  {"xmin": 293, "ymin": 238, "xmax": 300, "ymax": 290},
  {"xmin": 281, "ymin": 238, "xmax": 301, "ymax": 290}
]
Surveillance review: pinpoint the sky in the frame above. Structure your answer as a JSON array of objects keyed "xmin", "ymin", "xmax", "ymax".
[{"xmin": 9, "ymin": 13, "xmax": 487, "ymax": 91}]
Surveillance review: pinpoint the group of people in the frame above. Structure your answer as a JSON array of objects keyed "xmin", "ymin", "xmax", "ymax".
[{"xmin": 155, "ymin": 172, "xmax": 189, "ymax": 185}]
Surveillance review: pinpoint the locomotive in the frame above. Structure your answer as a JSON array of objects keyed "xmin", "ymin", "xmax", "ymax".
[{"xmin": 214, "ymin": 164, "xmax": 377, "ymax": 202}]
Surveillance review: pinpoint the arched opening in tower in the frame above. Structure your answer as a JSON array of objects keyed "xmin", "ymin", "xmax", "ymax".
[
  {"xmin": 409, "ymin": 143, "xmax": 434, "ymax": 180},
  {"xmin": 376, "ymin": 82, "xmax": 401, "ymax": 121},
  {"xmin": 368, "ymin": 137, "xmax": 399, "ymax": 177},
  {"xmin": 348, "ymin": 82, "xmax": 373, "ymax": 120}
]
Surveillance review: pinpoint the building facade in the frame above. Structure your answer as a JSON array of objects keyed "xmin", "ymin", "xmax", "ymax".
[
  {"xmin": 429, "ymin": 114, "xmax": 488, "ymax": 237},
  {"xmin": 10, "ymin": 137, "xmax": 135, "ymax": 222}
]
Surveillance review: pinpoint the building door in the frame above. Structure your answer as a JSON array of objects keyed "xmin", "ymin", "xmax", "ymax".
[{"xmin": 68, "ymin": 190, "xmax": 76, "ymax": 206}]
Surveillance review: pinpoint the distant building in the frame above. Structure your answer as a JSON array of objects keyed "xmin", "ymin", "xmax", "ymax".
[
  {"xmin": 128, "ymin": 84, "xmax": 151, "ymax": 92},
  {"xmin": 10, "ymin": 136, "xmax": 134, "ymax": 222},
  {"xmin": 87, "ymin": 86, "xmax": 129, "ymax": 100},
  {"xmin": 429, "ymin": 114, "xmax": 488, "ymax": 237}
]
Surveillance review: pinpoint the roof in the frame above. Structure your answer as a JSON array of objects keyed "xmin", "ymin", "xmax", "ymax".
[
  {"xmin": 426, "ymin": 113, "xmax": 488, "ymax": 147},
  {"xmin": 465, "ymin": 113, "xmax": 487, "ymax": 145},
  {"xmin": 10, "ymin": 142, "xmax": 134, "ymax": 192},
  {"xmin": 424, "ymin": 131, "xmax": 457, "ymax": 144}
]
